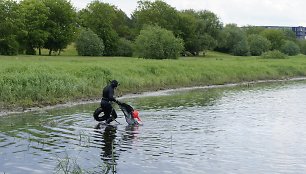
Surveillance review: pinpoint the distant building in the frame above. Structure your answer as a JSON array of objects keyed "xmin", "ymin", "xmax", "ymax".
[
  {"xmin": 263, "ymin": 26, "xmax": 306, "ymax": 40},
  {"xmin": 292, "ymin": 26, "xmax": 306, "ymax": 39}
]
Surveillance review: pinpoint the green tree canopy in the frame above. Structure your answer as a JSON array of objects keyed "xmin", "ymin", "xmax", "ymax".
[
  {"xmin": 281, "ymin": 40, "xmax": 300, "ymax": 56},
  {"xmin": 115, "ymin": 38, "xmax": 134, "ymax": 57},
  {"xmin": 135, "ymin": 25, "xmax": 184, "ymax": 59},
  {"xmin": 217, "ymin": 24, "xmax": 247, "ymax": 54},
  {"xmin": 261, "ymin": 29, "xmax": 285, "ymax": 50},
  {"xmin": 75, "ymin": 28, "xmax": 104, "ymax": 56},
  {"xmin": 132, "ymin": 0, "xmax": 180, "ymax": 36},
  {"xmin": 248, "ymin": 34, "xmax": 271, "ymax": 56},
  {"xmin": 283, "ymin": 29, "xmax": 297, "ymax": 41},
  {"xmin": 298, "ymin": 40, "xmax": 306, "ymax": 55},
  {"xmin": 113, "ymin": 9, "xmax": 133, "ymax": 40},
  {"xmin": 179, "ymin": 9, "xmax": 221, "ymax": 56},
  {"xmin": 43, "ymin": 0, "xmax": 77, "ymax": 55},
  {"xmin": 0, "ymin": 0, "xmax": 21, "ymax": 55},
  {"xmin": 243, "ymin": 25, "xmax": 265, "ymax": 36},
  {"xmin": 19, "ymin": 0, "xmax": 49, "ymax": 55},
  {"xmin": 232, "ymin": 38, "xmax": 250, "ymax": 56},
  {"xmin": 78, "ymin": 1, "xmax": 123, "ymax": 56}
]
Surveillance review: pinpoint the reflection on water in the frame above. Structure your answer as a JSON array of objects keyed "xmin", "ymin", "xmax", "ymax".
[
  {"xmin": 93, "ymin": 124, "xmax": 117, "ymax": 173},
  {"xmin": 1, "ymin": 80, "xmax": 306, "ymax": 173}
]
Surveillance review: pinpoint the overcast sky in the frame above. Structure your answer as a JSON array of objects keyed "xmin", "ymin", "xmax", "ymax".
[{"xmin": 71, "ymin": 0, "xmax": 306, "ymax": 27}]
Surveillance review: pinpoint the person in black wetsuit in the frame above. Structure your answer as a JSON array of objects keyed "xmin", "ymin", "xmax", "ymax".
[{"xmin": 93, "ymin": 80, "xmax": 121, "ymax": 124}]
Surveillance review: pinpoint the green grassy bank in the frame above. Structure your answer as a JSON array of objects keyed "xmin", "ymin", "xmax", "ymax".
[{"xmin": 1, "ymin": 52, "xmax": 306, "ymax": 109}]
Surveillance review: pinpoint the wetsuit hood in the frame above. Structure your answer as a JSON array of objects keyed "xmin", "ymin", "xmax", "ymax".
[{"xmin": 110, "ymin": 80, "xmax": 119, "ymax": 88}]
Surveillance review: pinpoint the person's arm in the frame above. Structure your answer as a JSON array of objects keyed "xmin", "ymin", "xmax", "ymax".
[{"xmin": 108, "ymin": 88, "xmax": 116, "ymax": 102}]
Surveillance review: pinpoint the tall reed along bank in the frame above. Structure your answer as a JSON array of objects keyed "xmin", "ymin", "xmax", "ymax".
[{"xmin": 1, "ymin": 52, "xmax": 306, "ymax": 110}]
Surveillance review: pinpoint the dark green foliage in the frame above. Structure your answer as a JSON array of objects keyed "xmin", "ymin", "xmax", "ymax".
[
  {"xmin": 261, "ymin": 50, "xmax": 287, "ymax": 59},
  {"xmin": 0, "ymin": 36, "xmax": 19, "ymax": 55},
  {"xmin": 261, "ymin": 29, "xmax": 285, "ymax": 50},
  {"xmin": 135, "ymin": 25, "xmax": 184, "ymax": 59},
  {"xmin": 115, "ymin": 38, "xmax": 134, "ymax": 57},
  {"xmin": 132, "ymin": 0, "xmax": 181, "ymax": 36},
  {"xmin": 217, "ymin": 24, "xmax": 248, "ymax": 55},
  {"xmin": 179, "ymin": 10, "xmax": 221, "ymax": 56},
  {"xmin": 19, "ymin": 0, "xmax": 49, "ymax": 55},
  {"xmin": 283, "ymin": 29, "xmax": 297, "ymax": 41},
  {"xmin": 243, "ymin": 25, "xmax": 265, "ymax": 35},
  {"xmin": 298, "ymin": 40, "xmax": 306, "ymax": 55},
  {"xmin": 281, "ymin": 40, "xmax": 300, "ymax": 56},
  {"xmin": 113, "ymin": 9, "xmax": 133, "ymax": 40},
  {"xmin": 232, "ymin": 38, "xmax": 250, "ymax": 56},
  {"xmin": 75, "ymin": 29, "xmax": 104, "ymax": 56},
  {"xmin": 0, "ymin": 0, "xmax": 21, "ymax": 55},
  {"xmin": 43, "ymin": 0, "xmax": 77, "ymax": 55},
  {"xmin": 78, "ymin": 1, "xmax": 121, "ymax": 56},
  {"xmin": 248, "ymin": 34, "xmax": 271, "ymax": 56}
]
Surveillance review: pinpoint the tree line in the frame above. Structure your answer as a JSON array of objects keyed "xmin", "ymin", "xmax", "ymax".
[{"xmin": 1, "ymin": 0, "xmax": 306, "ymax": 58}]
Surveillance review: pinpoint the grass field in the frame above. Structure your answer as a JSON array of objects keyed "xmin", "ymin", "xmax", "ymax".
[{"xmin": 1, "ymin": 51, "xmax": 306, "ymax": 109}]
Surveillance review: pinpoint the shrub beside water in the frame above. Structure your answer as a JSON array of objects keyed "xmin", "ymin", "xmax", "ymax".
[
  {"xmin": 135, "ymin": 25, "xmax": 184, "ymax": 59},
  {"xmin": 115, "ymin": 38, "xmax": 134, "ymax": 57},
  {"xmin": 261, "ymin": 50, "xmax": 287, "ymax": 59},
  {"xmin": 281, "ymin": 40, "xmax": 300, "ymax": 56},
  {"xmin": 75, "ymin": 29, "xmax": 104, "ymax": 56}
]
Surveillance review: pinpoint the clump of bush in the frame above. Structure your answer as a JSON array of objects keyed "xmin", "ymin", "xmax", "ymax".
[
  {"xmin": 281, "ymin": 40, "xmax": 300, "ymax": 56},
  {"xmin": 0, "ymin": 36, "xmax": 19, "ymax": 55},
  {"xmin": 298, "ymin": 40, "xmax": 306, "ymax": 55},
  {"xmin": 135, "ymin": 25, "xmax": 184, "ymax": 59},
  {"xmin": 248, "ymin": 34, "xmax": 271, "ymax": 56},
  {"xmin": 232, "ymin": 38, "xmax": 250, "ymax": 56},
  {"xmin": 75, "ymin": 29, "xmax": 104, "ymax": 56},
  {"xmin": 261, "ymin": 50, "xmax": 287, "ymax": 59},
  {"xmin": 115, "ymin": 38, "xmax": 134, "ymax": 57}
]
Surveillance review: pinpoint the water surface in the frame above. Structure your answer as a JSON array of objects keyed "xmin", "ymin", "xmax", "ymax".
[{"xmin": 1, "ymin": 81, "xmax": 306, "ymax": 173}]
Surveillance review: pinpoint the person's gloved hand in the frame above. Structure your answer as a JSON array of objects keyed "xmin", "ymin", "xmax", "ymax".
[{"xmin": 115, "ymin": 100, "xmax": 122, "ymax": 105}]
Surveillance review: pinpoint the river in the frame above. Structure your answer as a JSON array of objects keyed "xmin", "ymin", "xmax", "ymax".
[{"xmin": 1, "ymin": 80, "xmax": 306, "ymax": 174}]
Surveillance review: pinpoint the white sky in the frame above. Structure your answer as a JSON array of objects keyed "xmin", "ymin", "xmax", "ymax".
[{"xmin": 71, "ymin": 0, "xmax": 306, "ymax": 27}]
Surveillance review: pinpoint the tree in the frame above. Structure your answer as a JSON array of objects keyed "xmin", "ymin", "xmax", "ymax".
[
  {"xmin": 43, "ymin": 0, "xmax": 77, "ymax": 55},
  {"xmin": 177, "ymin": 10, "xmax": 197, "ymax": 55},
  {"xmin": 115, "ymin": 38, "xmax": 134, "ymax": 57},
  {"xmin": 19, "ymin": 0, "xmax": 49, "ymax": 55},
  {"xmin": 281, "ymin": 40, "xmax": 300, "ymax": 56},
  {"xmin": 0, "ymin": 0, "xmax": 21, "ymax": 55},
  {"xmin": 261, "ymin": 29, "xmax": 285, "ymax": 50},
  {"xmin": 132, "ymin": 0, "xmax": 180, "ymax": 36},
  {"xmin": 135, "ymin": 25, "xmax": 184, "ymax": 59},
  {"xmin": 113, "ymin": 9, "xmax": 133, "ymax": 40},
  {"xmin": 75, "ymin": 29, "xmax": 104, "ymax": 56},
  {"xmin": 78, "ymin": 1, "xmax": 120, "ymax": 56},
  {"xmin": 283, "ymin": 29, "xmax": 297, "ymax": 41},
  {"xmin": 216, "ymin": 24, "xmax": 247, "ymax": 55},
  {"xmin": 232, "ymin": 38, "xmax": 250, "ymax": 56},
  {"xmin": 243, "ymin": 25, "xmax": 265, "ymax": 36},
  {"xmin": 196, "ymin": 10, "xmax": 222, "ymax": 38},
  {"xmin": 248, "ymin": 34, "xmax": 271, "ymax": 56},
  {"xmin": 179, "ymin": 10, "xmax": 221, "ymax": 56},
  {"xmin": 298, "ymin": 40, "xmax": 306, "ymax": 55}
]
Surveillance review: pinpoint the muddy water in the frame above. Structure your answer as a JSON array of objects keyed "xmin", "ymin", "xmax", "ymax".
[{"xmin": 1, "ymin": 80, "xmax": 306, "ymax": 174}]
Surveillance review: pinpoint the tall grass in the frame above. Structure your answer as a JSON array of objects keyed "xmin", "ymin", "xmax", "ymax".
[{"xmin": 1, "ymin": 53, "xmax": 306, "ymax": 109}]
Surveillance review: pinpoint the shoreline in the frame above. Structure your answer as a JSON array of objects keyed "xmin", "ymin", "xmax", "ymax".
[{"xmin": 1, "ymin": 77, "xmax": 306, "ymax": 117}]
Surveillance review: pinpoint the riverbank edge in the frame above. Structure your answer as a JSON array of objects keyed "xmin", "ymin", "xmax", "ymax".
[{"xmin": 1, "ymin": 77, "xmax": 306, "ymax": 117}]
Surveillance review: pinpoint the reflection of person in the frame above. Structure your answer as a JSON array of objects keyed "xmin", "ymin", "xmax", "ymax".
[
  {"xmin": 93, "ymin": 124, "xmax": 117, "ymax": 173},
  {"xmin": 92, "ymin": 124, "xmax": 140, "ymax": 173},
  {"xmin": 93, "ymin": 80, "xmax": 121, "ymax": 124}
]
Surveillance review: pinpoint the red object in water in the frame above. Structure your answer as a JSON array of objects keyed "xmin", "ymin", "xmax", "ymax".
[{"xmin": 132, "ymin": 110, "xmax": 141, "ymax": 121}]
